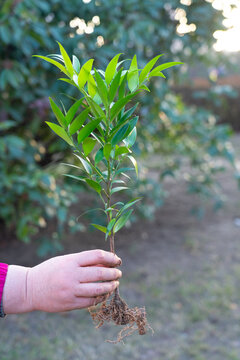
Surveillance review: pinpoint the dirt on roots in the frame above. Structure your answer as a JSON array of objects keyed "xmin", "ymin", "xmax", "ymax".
[{"xmin": 89, "ymin": 288, "xmax": 152, "ymax": 343}]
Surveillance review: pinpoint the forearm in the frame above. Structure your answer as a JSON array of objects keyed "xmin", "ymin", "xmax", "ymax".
[{"xmin": 2, "ymin": 265, "xmax": 33, "ymax": 314}]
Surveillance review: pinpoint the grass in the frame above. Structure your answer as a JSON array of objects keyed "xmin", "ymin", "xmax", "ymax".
[
  {"xmin": 1, "ymin": 146, "xmax": 240, "ymax": 359},
  {"xmin": 2, "ymin": 238, "xmax": 240, "ymax": 360}
]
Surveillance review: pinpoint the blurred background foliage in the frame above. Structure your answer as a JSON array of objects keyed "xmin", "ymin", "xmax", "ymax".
[{"xmin": 0, "ymin": 0, "xmax": 239, "ymax": 254}]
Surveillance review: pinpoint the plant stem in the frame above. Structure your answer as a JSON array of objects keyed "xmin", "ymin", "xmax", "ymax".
[
  {"xmin": 79, "ymin": 150, "xmax": 107, "ymax": 183},
  {"xmin": 106, "ymin": 157, "xmax": 115, "ymax": 254},
  {"xmin": 109, "ymin": 233, "xmax": 115, "ymax": 253}
]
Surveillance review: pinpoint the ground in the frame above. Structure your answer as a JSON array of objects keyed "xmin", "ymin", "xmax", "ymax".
[{"xmin": 1, "ymin": 137, "xmax": 240, "ymax": 360}]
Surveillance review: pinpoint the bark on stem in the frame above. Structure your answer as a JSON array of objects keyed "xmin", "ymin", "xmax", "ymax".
[{"xmin": 110, "ymin": 233, "xmax": 115, "ymax": 254}]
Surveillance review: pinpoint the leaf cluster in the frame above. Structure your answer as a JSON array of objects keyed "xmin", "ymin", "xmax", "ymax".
[{"xmin": 36, "ymin": 43, "xmax": 182, "ymax": 238}]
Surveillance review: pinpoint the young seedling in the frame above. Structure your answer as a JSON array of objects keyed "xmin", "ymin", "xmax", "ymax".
[{"xmin": 34, "ymin": 43, "xmax": 182, "ymax": 342}]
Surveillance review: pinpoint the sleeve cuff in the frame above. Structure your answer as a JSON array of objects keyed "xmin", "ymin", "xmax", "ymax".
[{"xmin": 0, "ymin": 263, "xmax": 9, "ymax": 318}]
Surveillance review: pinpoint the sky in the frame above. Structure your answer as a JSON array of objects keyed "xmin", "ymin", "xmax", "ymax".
[
  {"xmin": 178, "ymin": 0, "xmax": 240, "ymax": 52},
  {"xmin": 211, "ymin": 0, "xmax": 240, "ymax": 52}
]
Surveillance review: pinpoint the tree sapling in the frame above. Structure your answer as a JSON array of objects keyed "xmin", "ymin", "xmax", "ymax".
[{"xmin": 34, "ymin": 43, "xmax": 182, "ymax": 342}]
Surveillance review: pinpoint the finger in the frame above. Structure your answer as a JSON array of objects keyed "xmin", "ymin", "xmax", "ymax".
[
  {"xmin": 78, "ymin": 266, "xmax": 122, "ymax": 283},
  {"xmin": 88, "ymin": 263, "xmax": 121, "ymax": 268},
  {"xmin": 75, "ymin": 280, "xmax": 119, "ymax": 297},
  {"xmin": 75, "ymin": 249, "xmax": 122, "ymax": 267},
  {"xmin": 72, "ymin": 296, "xmax": 106, "ymax": 310}
]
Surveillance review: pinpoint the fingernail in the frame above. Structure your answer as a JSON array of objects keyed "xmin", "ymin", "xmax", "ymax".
[
  {"xmin": 115, "ymin": 254, "xmax": 121, "ymax": 260},
  {"xmin": 116, "ymin": 257, "xmax": 122, "ymax": 265}
]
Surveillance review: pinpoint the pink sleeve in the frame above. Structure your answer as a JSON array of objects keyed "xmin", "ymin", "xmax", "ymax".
[{"xmin": 0, "ymin": 263, "xmax": 8, "ymax": 304}]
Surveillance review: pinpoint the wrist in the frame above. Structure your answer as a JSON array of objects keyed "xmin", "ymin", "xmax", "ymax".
[{"xmin": 2, "ymin": 265, "xmax": 33, "ymax": 314}]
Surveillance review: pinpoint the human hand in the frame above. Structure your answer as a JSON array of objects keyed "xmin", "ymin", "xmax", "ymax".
[{"xmin": 3, "ymin": 250, "xmax": 122, "ymax": 314}]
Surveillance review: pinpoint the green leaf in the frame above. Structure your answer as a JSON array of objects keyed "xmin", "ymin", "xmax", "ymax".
[
  {"xmin": 148, "ymin": 70, "xmax": 166, "ymax": 78},
  {"xmin": 111, "ymin": 124, "xmax": 129, "ymax": 146},
  {"xmin": 118, "ymin": 72, "xmax": 128, "ymax": 99},
  {"xmin": 116, "ymin": 60, "xmax": 129, "ymax": 70},
  {"xmin": 139, "ymin": 84, "xmax": 150, "ymax": 92},
  {"xmin": 72, "ymin": 55, "xmax": 80, "ymax": 73},
  {"xmin": 103, "ymin": 143, "xmax": 112, "ymax": 160},
  {"xmin": 91, "ymin": 130, "xmax": 104, "ymax": 145},
  {"xmin": 93, "ymin": 92, "xmax": 102, "ymax": 105},
  {"xmin": 68, "ymin": 107, "xmax": 90, "ymax": 136},
  {"xmin": 63, "ymin": 174, "xmax": 86, "ymax": 182},
  {"xmin": 115, "ymin": 146, "xmax": 131, "ymax": 157},
  {"xmin": 124, "ymin": 116, "xmax": 138, "ymax": 137},
  {"xmin": 88, "ymin": 73, "xmax": 97, "ymax": 98},
  {"xmin": 86, "ymin": 96, "xmax": 106, "ymax": 119},
  {"xmin": 127, "ymin": 55, "xmax": 139, "ymax": 92},
  {"xmin": 123, "ymin": 127, "xmax": 137, "ymax": 148},
  {"xmin": 105, "ymin": 218, "xmax": 116, "ymax": 240},
  {"xmin": 94, "ymin": 69, "xmax": 108, "ymax": 108},
  {"xmin": 106, "ymin": 202, "xmax": 124, "ymax": 211},
  {"xmin": 61, "ymin": 163, "xmax": 82, "ymax": 170},
  {"xmin": 57, "ymin": 42, "xmax": 74, "ymax": 78},
  {"xmin": 110, "ymin": 103, "xmax": 138, "ymax": 137},
  {"xmin": 73, "ymin": 74, "xmax": 78, "ymax": 86},
  {"xmin": 86, "ymin": 179, "xmax": 101, "ymax": 193},
  {"xmin": 120, "ymin": 103, "xmax": 138, "ymax": 123},
  {"xmin": 108, "ymin": 69, "xmax": 122, "ymax": 103},
  {"xmin": 45, "ymin": 122, "xmax": 73, "ymax": 146},
  {"xmin": 113, "ymin": 209, "xmax": 133, "ymax": 233},
  {"xmin": 127, "ymin": 155, "xmax": 138, "ymax": 176},
  {"xmin": 60, "ymin": 100, "xmax": 67, "ymax": 115},
  {"xmin": 110, "ymin": 114, "xmax": 138, "ymax": 139},
  {"xmin": 112, "ymin": 179, "xmax": 126, "ymax": 184},
  {"xmin": 110, "ymin": 186, "xmax": 129, "ymax": 195},
  {"xmin": 78, "ymin": 59, "xmax": 94, "ymax": 88},
  {"xmin": 48, "ymin": 54, "xmax": 64, "ymax": 63},
  {"xmin": 95, "ymin": 147, "xmax": 104, "ymax": 165},
  {"xmin": 49, "ymin": 97, "xmax": 67, "ymax": 128},
  {"xmin": 77, "ymin": 118, "xmax": 102, "ymax": 144},
  {"xmin": 74, "ymin": 154, "xmax": 92, "ymax": 174},
  {"xmin": 115, "ymin": 167, "xmax": 134, "ymax": 175},
  {"xmin": 121, "ymin": 173, "xmax": 131, "ymax": 180},
  {"xmin": 149, "ymin": 62, "xmax": 183, "ymax": 77},
  {"xmin": 91, "ymin": 224, "xmax": 107, "ymax": 233},
  {"xmin": 66, "ymin": 98, "xmax": 84, "ymax": 125},
  {"xmin": 58, "ymin": 78, "xmax": 79, "ymax": 88},
  {"xmin": 139, "ymin": 54, "xmax": 163, "ymax": 84},
  {"xmin": 33, "ymin": 55, "xmax": 69, "ymax": 76},
  {"xmin": 94, "ymin": 122, "xmax": 105, "ymax": 139},
  {"xmin": 110, "ymin": 92, "xmax": 138, "ymax": 121},
  {"xmin": 105, "ymin": 53, "xmax": 122, "ymax": 85},
  {"xmin": 97, "ymin": 70, "xmax": 106, "ymax": 78},
  {"xmin": 107, "ymin": 218, "xmax": 116, "ymax": 232},
  {"xmin": 118, "ymin": 198, "xmax": 141, "ymax": 217},
  {"xmin": 83, "ymin": 137, "xmax": 97, "ymax": 156}
]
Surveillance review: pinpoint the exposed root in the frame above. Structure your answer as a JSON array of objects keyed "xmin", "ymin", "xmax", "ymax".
[{"xmin": 88, "ymin": 288, "xmax": 153, "ymax": 343}]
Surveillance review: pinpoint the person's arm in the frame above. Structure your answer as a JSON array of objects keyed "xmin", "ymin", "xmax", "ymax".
[{"xmin": 2, "ymin": 250, "xmax": 122, "ymax": 315}]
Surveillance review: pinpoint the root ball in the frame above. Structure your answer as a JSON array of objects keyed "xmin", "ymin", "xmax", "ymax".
[{"xmin": 89, "ymin": 289, "xmax": 152, "ymax": 343}]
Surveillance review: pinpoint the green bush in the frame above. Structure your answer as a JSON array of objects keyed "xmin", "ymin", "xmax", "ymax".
[
  {"xmin": 138, "ymin": 87, "xmax": 237, "ymax": 213},
  {"xmin": 0, "ymin": 122, "xmax": 84, "ymax": 254},
  {"xmin": 0, "ymin": 0, "xmax": 85, "ymax": 253}
]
